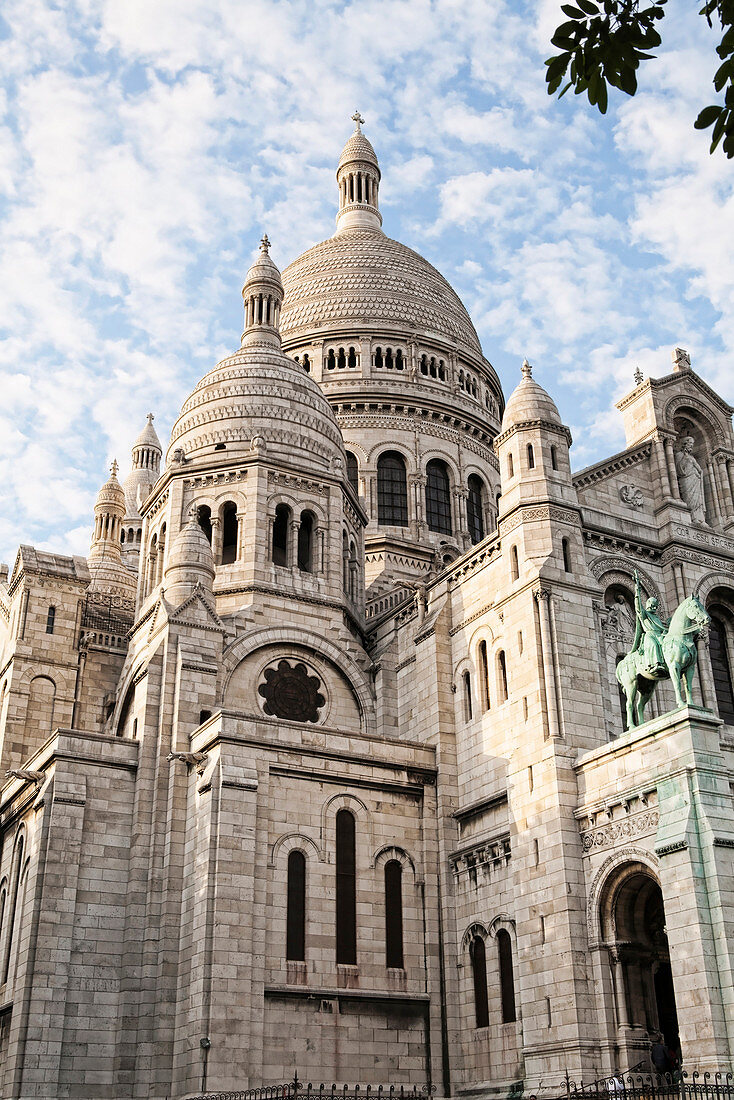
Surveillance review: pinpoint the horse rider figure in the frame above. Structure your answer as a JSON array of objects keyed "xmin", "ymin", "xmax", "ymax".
[{"xmin": 633, "ymin": 572, "xmax": 668, "ymax": 676}]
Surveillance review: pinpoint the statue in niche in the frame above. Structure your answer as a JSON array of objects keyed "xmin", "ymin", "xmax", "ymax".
[
  {"xmin": 675, "ymin": 436, "xmax": 706, "ymax": 524},
  {"xmin": 604, "ymin": 593, "xmax": 635, "ymax": 637},
  {"xmin": 615, "ymin": 571, "xmax": 710, "ymax": 727}
]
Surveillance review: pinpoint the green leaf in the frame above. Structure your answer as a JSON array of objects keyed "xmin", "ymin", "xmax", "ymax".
[
  {"xmin": 598, "ymin": 78, "xmax": 609, "ymax": 113},
  {"xmin": 576, "ymin": 0, "xmax": 600, "ymax": 14},
  {"xmin": 694, "ymin": 104, "xmax": 723, "ymax": 129},
  {"xmin": 561, "ymin": 4, "xmax": 586, "ymax": 17}
]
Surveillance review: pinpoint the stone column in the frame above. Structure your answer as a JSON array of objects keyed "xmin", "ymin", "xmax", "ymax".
[
  {"xmin": 455, "ymin": 487, "xmax": 470, "ymax": 549},
  {"xmin": 288, "ymin": 521, "xmax": 299, "ymax": 570},
  {"xmin": 236, "ymin": 510, "xmax": 245, "ymax": 561},
  {"xmin": 696, "ymin": 632, "xmax": 717, "ymax": 713},
  {"xmin": 727, "ymin": 459, "xmax": 734, "ymax": 505},
  {"xmin": 210, "ymin": 517, "xmax": 222, "ymax": 565},
  {"xmin": 715, "ymin": 454, "xmax": 734, "ymax": 518},
  {"xmin": 311, "ymin": 341, "xmax": 324, "ymax": 383},
  {"xmin": 707, "ymin": 459, "xmax": 722, "ymax": 525},
  {"xmin": 411, "ymin": 474, "xmax": 426, "ymax": 539},
  {"xmin": 534, "ymin": 588, "xmax": 561, "ymax": 740},
  {"xmin": 663, "ymin": 438, "xmax": 680, "ymax": 499},
  {"xmin": 314, "ymin": 526, "xmax": 323, "ymax": 575}
]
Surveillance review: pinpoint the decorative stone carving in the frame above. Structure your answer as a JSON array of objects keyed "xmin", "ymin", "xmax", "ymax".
[
  {"xmin": 258, "ymin": 659, "xmax": 325, "ymax": 722},
  {"xmin": 619, "ymin": 484, "xmax": 644, "ymax": 509},
  {"xmin": 580, "ymin": 809, "xmax": 659, "ymax": 852}
]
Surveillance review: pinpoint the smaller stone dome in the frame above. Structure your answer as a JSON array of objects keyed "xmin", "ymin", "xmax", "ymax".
[
  {"xmin": 88, "ymin": 461, "xmax": 136, "ymax": 599},
  {"xmin": 164, "ymin": 505, "xmax": 215, "ymax": 604},
  {"xmin": 338, "ymin": 128, "xmax": 380, "ymax": 175},
  {"xmin": 133, "ymin": 413, "xmax": 162, "ymax": 452},
  {"xmin": 94, "ymin": 464, "xmax": 126, "ymax": 514},
  {"xmin": 501, "ymin": 360, "xmax": 562, "ymax": 432}
]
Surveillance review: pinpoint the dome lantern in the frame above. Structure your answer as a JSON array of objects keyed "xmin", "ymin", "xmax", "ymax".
[
  {"xmin": 335, "ymin": 111, "xmax": 383, "ymax": 235},
  {"xmin": 241, "ymin": 234, "xmax": 284, "ymax": 349}
]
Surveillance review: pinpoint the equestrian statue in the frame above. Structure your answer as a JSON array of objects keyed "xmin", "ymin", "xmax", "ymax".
[{"xmin": 615, "ymin": 571, "xmax": 710, "ymax": 728}]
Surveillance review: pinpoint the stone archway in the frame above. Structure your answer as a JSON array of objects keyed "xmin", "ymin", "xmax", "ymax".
[{"xmin": 599, "ymin": 862, "xmax": 680, "ymax": 1067}]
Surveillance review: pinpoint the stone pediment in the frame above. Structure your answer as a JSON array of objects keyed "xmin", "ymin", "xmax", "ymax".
[{"xmin": 167, "ymin": 583, "xmax": 227, "ymax": 635}]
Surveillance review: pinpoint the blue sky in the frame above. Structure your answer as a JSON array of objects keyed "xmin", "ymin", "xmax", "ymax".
[{"xmin": 0, "ymin": 0, "xmax": 732, "ymax": 565}]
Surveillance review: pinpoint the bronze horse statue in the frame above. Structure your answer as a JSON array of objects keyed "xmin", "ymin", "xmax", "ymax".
[{"xmin": 615, "ymin": 593, "xmax": 710, "ymax": 728}]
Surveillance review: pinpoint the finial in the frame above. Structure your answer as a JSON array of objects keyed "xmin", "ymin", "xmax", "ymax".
[
  {"xmin": 146, "ymin": 412, "xmax": 154, "ymax": 424},
  {"xmin": 110, "ymin": 458, "xmax": 119, "ymax": 478},
  {"xmin": 521, "ymin": 358, "xmax": 533, "ymax": 380},
  {"xmin": 351, "ymin": 109, "xmax": 365, "ymax": 132},
  {"xmin": 187, "ymin": 502, "xmax": 199, "ymax": 524},
  {"xmin": 260, "ymin": 233, "xmax": 271, "ymax": 254},
  {"xmin": 634, "ymin": 365, "xmax": 643, "ymax": 386},
  {"xmin": 672, "ymin": 346, "xmax": 691, "ymax": 372}
]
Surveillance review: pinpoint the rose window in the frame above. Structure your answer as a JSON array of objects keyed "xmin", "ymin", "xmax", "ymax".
[{"xmin": 258, "ymin": 659, "xmax": 325, "ymax": 722}]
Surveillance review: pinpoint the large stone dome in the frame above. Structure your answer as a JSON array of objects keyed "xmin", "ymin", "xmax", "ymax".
[
  {"xmin": 167, "ymin": 345, "xmax": 346, "ymax": 471},
  {"xmin": 280, "ymin": 228, "xmax": 484, "ymax": 359}
]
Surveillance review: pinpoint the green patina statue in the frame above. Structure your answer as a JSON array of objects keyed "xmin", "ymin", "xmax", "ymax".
[{"xmin": 615, "ymin": 571, "xmax": 710, "ymax": 728}]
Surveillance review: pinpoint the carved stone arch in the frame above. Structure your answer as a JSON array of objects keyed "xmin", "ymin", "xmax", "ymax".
[
  {"xmin": 184, "ymin": 492, "xmax": 218, "ymax": 517},
  {"xmin": 216, "ymin": 491, "xmax": 246, "ymax": 517},
  {"xmin": 321, "ymin": 792, "xmax": 372, "ymax": 857},
  {"xmin": 368, "ymin": 441, "xmax": 416, "ymax": 474},
  {"xmin": 589, "ymin": 556, "xmax": 664, "ymax": 611},
  {"xmin": 295, "ymin": 501, "xmax": 328, "ymax": 528},
  {"xmin": 487, "ymin": 913, "xmax": 516, "ymax": 941},
  {"xmin": 344, "ymin": 440, "xmax": 368, "ymax": 464},
  {"xmin": 422, "ymin": 448, "xmax": 461, "ymax": 486},
  {"xmin": 469, "ymin": 623, "xmax": 495, "ymax": 655},
  {"xmin": 110, "ymin": 660, "xmax": 149, "ymax": 733},
  {"xmin": 269, "ymin": 831, "xmax": 324, "ymax": 868},
  {"xmin": 461, "ymin": 920, "xmax": 489, "ymax": 950},
  {"xmin": 219, "ymin": 628, "xmax": 375, "ymax": 735},
  {"xmin": 663, "ymin": 394, "xmax": 727, "ymax": 447},
  {"xmin": 693, "ymin": 571, "xmax": 734, "ymax": 608},
  {"xmin": 586, "ymin": 846, "xmax": 660, "ymax": 947},
  {"xmin": 17, "ymin": 665, "xmax": 68, "ymax": 695},
  {"xmin": 265, "ymin": 491, "xmax": 300, "ymax": 513},
  {"xmin": 372, "ymin": 845, "xmax": 417, "ymax": 879}
]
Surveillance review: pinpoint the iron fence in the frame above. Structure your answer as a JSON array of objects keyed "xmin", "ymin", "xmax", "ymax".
[
  {"xmin": 191, "ymin": 1078, "xmax": 436, "ymax": 1100},
  {"xmin": 550, "ymin": 1069, "xmax": 734, "ymax": 1100}
]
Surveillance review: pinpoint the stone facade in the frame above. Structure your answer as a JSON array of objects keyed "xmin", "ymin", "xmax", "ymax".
[{"xmin": 0, "ymin": 119, "xmax": 733, "ymax": 1099}]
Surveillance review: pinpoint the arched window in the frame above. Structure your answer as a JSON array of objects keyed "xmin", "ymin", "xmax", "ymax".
[
  {"xmin": 463, "ymin": 670, "xmax": 473, "ymax": 721},
  {"xmin": 198, "ymin": 505, "xmax": 212, "ymax": 544},
  {"xmin": 395, "ymin": 349, "xmax": 404, "ymax": 370},
  {"xmin": 45, "ymin": 606, "xmax": 56, "ymax": 635},
  {"xmin": 385, "ymin": 347, "xmax": 394, "ymax": 369},
  {"xmin": 28, "ymin": 675, "xmax": 56, "ymax": 735},
  {"xmin": 272, "ymin": 503, "xmax": 290, "ymax": 567},
  {"xmin": 479, "ymin": 640, "xmax": 490, "ymax": 711},
  {"xmin": 510, "ymin": 545, "xmax": 519, "ymax": 581},
  {"xmin": 327, "ymin": 349, "xmax": 336, "ymax": 370},
  {"xmin": 298, "ymin": 511, "xmax": 314, "ymax": 572},
  {"xmin": 507, "ymin": 453, "xmax": 514, "ymax": 479},
  {"xmin": 709, "ymin": 609, "xmax": 734, "ymax": 724},
  {"xmin": 336, "ymin": 810, "xmax": 357, "ymax": 965},
  {"xmin": 377, "ymin": 452, "xmax": 408, "ymax": 527},
  {"xmin": 527, "ymin": 444, "xmax": 535, "ymax": 470},
  {"xmin": 346, "ymin": 452, "xmax": 359, "ymax": 494},
  {"xmin": 3, "ymin": 834, "xmax": 24, "ymax": 983},
  {"xmin": 467, "ymin": 475, "xmax": 485, "ymax": 544},
  {"xmin": 349, "ymin": 540, "xmax": 358, "ymax": 600},
  {"xmin": 550, "ymin": 445, "xmax": 558, "ymax": 471},
  {"xmin": 374, "ymin": 346, "xmax": 383, "ymax": 369},
  {"xmin": 426, "ymin": 459, "xmax": 452, "ymax": 535},
  {"xmin": 562, "ymin": 537, "xmax": 572, "ymax": 573},
  {"xmin": 497, "ymin": 929, "xmax": 516, "ymax": 1023},
  {"xmin": 384, "ymin": 860, "xmax": 404, "ymax": 968},
  {"xmin": 221, "ymin": 502, "xmax": 238, "ymax": 565},
  {"xmin": 286, "ymin": 850, "xmax": 306, "ymax": 962},
  {"xmin": 338, "ymin": 347, "xmax": 346, "ymax": 369},
  {"xmin": 470, "ymin": 935, "xmax": 489, "ymax": 1028},
  {"xmin": 348, "ymin": 346, "xmax": 357, "ymax": 369},
  {"xmin": 497, "ymin": 650, "xmax": 508, "ymax": 703}
]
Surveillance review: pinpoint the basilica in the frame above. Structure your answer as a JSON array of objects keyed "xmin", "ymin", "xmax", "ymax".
[{"xmin": 0, "ymin": 117, "xmax": 733, "ymax": 1100}]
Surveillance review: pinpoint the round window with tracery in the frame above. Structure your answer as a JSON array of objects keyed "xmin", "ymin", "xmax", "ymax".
[{"xmin": 258, "ymin": 659, "xmax": 325, "ymax": 722}]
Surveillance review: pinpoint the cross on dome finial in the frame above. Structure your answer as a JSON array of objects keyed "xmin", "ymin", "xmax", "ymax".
[
  {"xmin": 351, "ymin": 110, "xmax": 365, "ymax": 132},
  {"xmin": 260, "ymin": 233, "xmax": 271, "ymax": 254},
  {"xmin": 146, "ymin": 412, "xmax": 154, "ymax": 424},
  {"xmin": 110, "ymin": 459, "xmax": 119, "ymax": 478},
  {"xmin": 521, "ymin": 358, "xmax": 533, "ymax": 380}
]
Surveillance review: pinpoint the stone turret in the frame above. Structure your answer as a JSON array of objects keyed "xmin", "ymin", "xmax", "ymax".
[
  {"xmin": 335, "ymin": 109, "xmax": 382, "ymax": 234},
  {"xmin": 122, "ymin": 413, "xmax": 162, "ymax": 572},
  {"xmin": 162, "ymin": 504, "xmax": 215, "ymax": 607},
  {"xmin": 88, "ymin": 461, "xmax": 136, "ymax": 598},
  {"xmin": 241, "ymin": 234, "xmax": 284, "ymax": 350}
]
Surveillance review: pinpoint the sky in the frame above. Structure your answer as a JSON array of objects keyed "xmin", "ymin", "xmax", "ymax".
[{"xmin": 0, "ymin": 0, "xmax": 732, "ymax": 565}]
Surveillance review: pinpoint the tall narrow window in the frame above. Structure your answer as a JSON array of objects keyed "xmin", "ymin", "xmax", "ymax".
[
  {"xmin": 336, "ymin": 810, "xmax": 357, "ymax": 965},
  {"xmin": 272, "ymin": 503, "xmax": 290, "ymax": 567},
  {"xmin": 3, "ymin": 834, "xmax": 24, "ymax": 983},
  {"xmin": 479, "ymin": 641, "xmax": 490, "ymax": 711},
  {"xmin": 384, "ymin": 860, "xmax": 404, "ymax": 968},
  {"xmin": 507, "ymin": 453, "xmax": 514, "ymax": 479},
  {"xmin": 346, "ymin": 452, "xmax": 359, "ymax": 494},
  {"xmin": 497, "ymin": 650, "xmax": 508, "ymax": 702},
  {"xmin": 45, "ymin": 606, "xmax": 56, "ymax": 635},
  {"xmin": 377, "ymin": 452, "xmax": 408, "ymax": 527},
  {"xmin": 470, "ymin": 936, "xmax": 489, "ymax": 1028},
  {"xmin": 298, "ymin": 511, "xmax": 314, "ymax": 572},
  {"xmin": 562, "ymin": 537, "xmax": 572, "ymax": 573},
  {"xmin": 286, "ymin": 850, "xmax": 306, "ymax": 962},
  {"xmin": 197, "ymin": 505, "xmax": 212, "ymax": 544},
  {"xmin": 426, "ymin": 459, "xmax": 452, "ymax": 535},
  {"xmin": 510, "ymin": 545, "xmax": 519, "ymax": 581},
  {"xmin": 463, "ymin": 670, "xmax": 473, "ymax": 721},
  {"xmin": 497, "ymin": 929, "xmax": 517, "ymax": 1023},
  {"xmin": 221, "ymin": 503, "xmax": 238, "ymax": 564},
  {"xmin": 709, "ymin": 611, "xmax": 734, "ymax": 724},
  {"xmin": 550, "ymin": 445, "xmax": 558, "ymax": 471},
  {"xmin": 467, "ymin": 475, "xmax": 485, "ymax": 544},
  {"xmin": 527, "ymin": 444, "xmax": 535, "ymax": 469}
]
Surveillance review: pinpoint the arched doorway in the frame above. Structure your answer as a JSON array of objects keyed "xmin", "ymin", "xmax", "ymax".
[{"xmin": 600, "ymin": 863, "xmax": 680, "ymax": 1064}]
